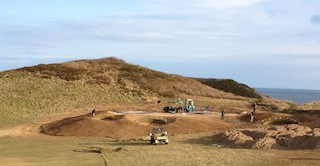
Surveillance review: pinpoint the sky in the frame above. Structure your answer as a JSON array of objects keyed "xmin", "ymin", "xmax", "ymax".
[{"xmin": 1, "ymin": 0, "xmax": 320, "ymax": 90}]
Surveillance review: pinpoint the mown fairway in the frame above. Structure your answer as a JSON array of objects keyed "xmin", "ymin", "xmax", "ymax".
[{"xmin": 0, "ymin": 132, "xmax": 319, "ymax": 166}]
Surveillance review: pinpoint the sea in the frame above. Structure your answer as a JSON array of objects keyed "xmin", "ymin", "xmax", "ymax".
[{"xmin": 255, "ymin": 88, "xmax": 320, "ymax": 105}]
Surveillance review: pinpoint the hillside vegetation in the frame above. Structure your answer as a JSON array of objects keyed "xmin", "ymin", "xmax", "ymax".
[
  {"xmin": 14, "ymin": 57, "xmax": 239, "ymax": 99},
  {"xmin": 195, "ymin": 78, "xmax": 262, "ymax": 99},
  {"xmin": 0, "ymin": 57, "xmax": 293, "ymax": 126}
]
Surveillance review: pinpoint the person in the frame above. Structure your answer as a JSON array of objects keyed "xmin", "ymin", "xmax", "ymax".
[
  {"xmin": 221, "ymin": 109, "xmax": 226, "ymax": 120},
  {"xmin": 91, "ymin": 109, "xmax": 96, "ymax": 117},
  {"xmin": 252, "ymin": 102, "xmax": 257, "ymax": 112},
  {"xmin": 249, "ymin": 112, "xmax": 255, "ymax": 123}
]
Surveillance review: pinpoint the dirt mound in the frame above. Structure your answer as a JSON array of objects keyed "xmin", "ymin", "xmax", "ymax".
[
  {"xmin": 41, "ymin": 114, "xmax": 149, "ymax": 139},
  {"xmin": 212, "ymin": 124, "xmax": 320, "ymax": 150},
  {"xmin": 292, "ymin": 115, "xmax": 320, "ymax": 128},
  {"xmin": 239, "ymin": 112, "xmax": 273, "ymax": 122},
  {"xmin": 239, "ymin": 113, "xmax": 317, "ymax": 127},
  {"xmin": 41, "ymin": 111, "xmax": 233, "ymax": 139}
]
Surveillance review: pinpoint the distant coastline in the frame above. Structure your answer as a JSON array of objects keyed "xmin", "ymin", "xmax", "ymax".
[{"xmin": 255, "ymin": 88, "xmax": 320, "ymax": 104}]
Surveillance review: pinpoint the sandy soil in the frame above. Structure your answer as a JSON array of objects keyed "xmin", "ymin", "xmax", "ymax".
[
  {"xmin": 1, "ymin": 104, "xmax": 319, "ymax": 150},
  {"xmin": 40, "ymin": 110, "xmax": 235, "ymax": 139}
]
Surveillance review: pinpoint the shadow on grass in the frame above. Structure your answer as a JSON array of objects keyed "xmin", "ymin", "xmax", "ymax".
[{"xmin": 175, "ymin": 135, "xmax": 216, "ymax": 146}]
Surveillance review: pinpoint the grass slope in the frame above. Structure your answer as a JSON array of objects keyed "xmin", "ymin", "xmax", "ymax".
[
  {"xmin": 15, "ymin": 57, "xmax": 231, "ymax": 99},
  {"xmin": 0, "ymin": 58, "xmax": 237, "ymax": 126},
  {"xmin": 195, "ymin": 78, "xmax": 262, "ymax": 99},
  {"xmin": 0, "ymin": 57, "xmax": 294, "ymax": 127}
]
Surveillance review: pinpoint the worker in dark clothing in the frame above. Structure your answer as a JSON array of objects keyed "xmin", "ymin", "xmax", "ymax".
[
  {"xmin": 92, "ymin": 109, "xmax": 96, "ymax": 117},
  {"xmin": 221, "ymin": 109, "xmax": 226, "ymax": 120},
  {"xmin": 252, "ymin": 102, "xmax": 257, "ymax": 112}
]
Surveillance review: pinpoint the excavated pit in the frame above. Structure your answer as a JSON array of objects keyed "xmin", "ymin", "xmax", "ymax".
[
  {"xmin": 132, "ymin": 116, "xmax": 177, "ymax": 125},
  {"xmin": 102, "ymin": 114, "xmax": 125, "ymax": 121},
  {"xmin": 265, "ymin": 119, "xmax": 299, "ymax": 125}
]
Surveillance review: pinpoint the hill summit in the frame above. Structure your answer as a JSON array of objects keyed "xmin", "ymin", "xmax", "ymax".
[{"xmin": 15, "ymin": 57, "xmax": 236, "ymax": 99}]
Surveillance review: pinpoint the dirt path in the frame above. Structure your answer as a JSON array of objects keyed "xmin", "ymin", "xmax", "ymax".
[
  {"xmin": 0, "ymin": 109, "xmax": 90, "ymax": 138},
  {"xmin": 0, "ymin": 122, "xmax": 42, "ymax": 137}
]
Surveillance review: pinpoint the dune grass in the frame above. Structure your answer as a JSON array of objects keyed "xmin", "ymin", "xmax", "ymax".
[{"xmin": 0, "ymin": 70, "xmax": 145, "ymax": 127}]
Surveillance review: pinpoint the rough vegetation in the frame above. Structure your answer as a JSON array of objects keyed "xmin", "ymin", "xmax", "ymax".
[
  {"xmin": 195, "ymin": 78, "xmax": 262, "ymax": 99},
  {"xmin": 0, "ymin": 57, "xmax": 308, "ymax": 126},
  {"xmin": 15, "ymin": 57, "xmax": 232, "ymax": 99},
  {"xmin": 282, "ymin": 101, "xmax": 320, "ymax": 115}
]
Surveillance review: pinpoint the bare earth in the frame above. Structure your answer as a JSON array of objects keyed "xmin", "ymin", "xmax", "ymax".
[{"xmin": 0, "ymin": 104, "xmax": 319, "ymax": 165}]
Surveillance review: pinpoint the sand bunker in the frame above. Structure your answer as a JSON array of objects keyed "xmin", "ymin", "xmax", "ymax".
[
  {"xmin": 129, "ymin": 115, "xmax": 177, "ymax": 125},
  {"xmin": 212, "ymin": 124, "xmax": 320, "ymax": 150}
]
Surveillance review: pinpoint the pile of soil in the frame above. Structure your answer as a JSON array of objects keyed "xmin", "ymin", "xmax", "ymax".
[
  {"xmin": 212, "ymin": 124, "xmax": 320, "ymax": 150},
  {"xmin": 239, "ymin": 112, "xmax": 273, "ymax": 123},
  {"xmin": 239, "ymin": 112, "xmax": 320, "ymax": 128},
  {"xmin": 41, "ymin": 111, "xmax": 232, "ymax": 139}
]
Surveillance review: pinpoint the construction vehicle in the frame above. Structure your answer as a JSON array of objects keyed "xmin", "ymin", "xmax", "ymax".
[
  {"xmin": 184, "ymin": 99, "xmax": 195, "ymax": 112},
  {"xmin": 162, "ymin": 98, "xmax": 195, "ymax": 113},
  {"xmin": 149, "ymin": 127, "xmax": 169, "ymax": 145},
  {"xmin": 162, "ymin": 102, "xmax": 178, "ymax": 113}
]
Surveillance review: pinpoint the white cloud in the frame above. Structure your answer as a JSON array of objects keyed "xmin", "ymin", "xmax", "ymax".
[
  {"xmin": 199, "ymin": 0, "xmax": 266, "ymax": 9},
  {"xmin": 149, "ymin": 0, "xmax": 266, "ymax": 9},
  {"xmin": 93, "ymin": 30, "xmax": 173, "ymax": 42}
]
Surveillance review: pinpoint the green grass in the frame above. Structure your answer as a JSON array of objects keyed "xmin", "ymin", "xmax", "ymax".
[
  {"xmin": 0, "ymin": 70, "xmax": 146, "ymax": 127},
  {"xmin": 0, "ymin": 136, "xmax": 104, "ymax": 165},
  {"xmin": 1, "ymin": 134, "xmax": 319, "ymax": 166}
]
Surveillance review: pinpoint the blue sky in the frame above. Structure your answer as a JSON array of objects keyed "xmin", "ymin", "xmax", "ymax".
[{"xmin": 1, "ymin": 0, "xmax": 320, "ymax": 90}]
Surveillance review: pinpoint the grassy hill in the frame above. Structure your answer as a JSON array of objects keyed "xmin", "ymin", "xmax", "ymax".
[
  {"xmin": 14, "ymin": 57, "xmax": 234, "ymax": 99},
  {"xmin": 194, "ymin": 78, "xmax": 262, "ymax": 99},
  {"xmin": 0, "ymin": 57, "xmax": 293, "ymax": 127}
]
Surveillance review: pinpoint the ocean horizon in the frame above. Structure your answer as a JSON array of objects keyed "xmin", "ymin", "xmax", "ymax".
[{"xmin": 255, "ymin": 88, "xmax": 320, "ymax": 105}]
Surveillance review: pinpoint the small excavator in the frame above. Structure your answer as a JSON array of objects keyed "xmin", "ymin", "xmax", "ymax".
[{"xmin": 184, "ymin": 98, "xmax": 195, "ymax": 112}]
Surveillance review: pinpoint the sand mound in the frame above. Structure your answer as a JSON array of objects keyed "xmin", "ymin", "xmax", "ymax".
[
  {"xmin": 41, "ymin": 111, "xmax": 232, "ymax": 139},
  {"xmin": 212, "ymin": 124, "xmax": 320, "ymax": 150}
]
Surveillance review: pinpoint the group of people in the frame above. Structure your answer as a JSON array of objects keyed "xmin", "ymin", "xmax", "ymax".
[{"xmin": 220, "ymin": 102, "xmax": 257, "ymax": 123}]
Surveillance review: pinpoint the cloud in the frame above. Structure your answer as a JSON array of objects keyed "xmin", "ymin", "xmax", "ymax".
[
  {"xmin": 199, "ymin": 0, "xmax": 266, "ymax": 9},
  {"xmin": 93, "ymin": 30, "xmax": 173, "ymax": 42},
  {"xmin": 150, "ymin": 0, "xmax": 266, "ymax": 9},
  {"xmin": 310, "ymin": 15, "xmax": 320, "ymax": 25},
  {"xmin": 0, "ymin": 0, "xmax": 269, "ymax": 47}
]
